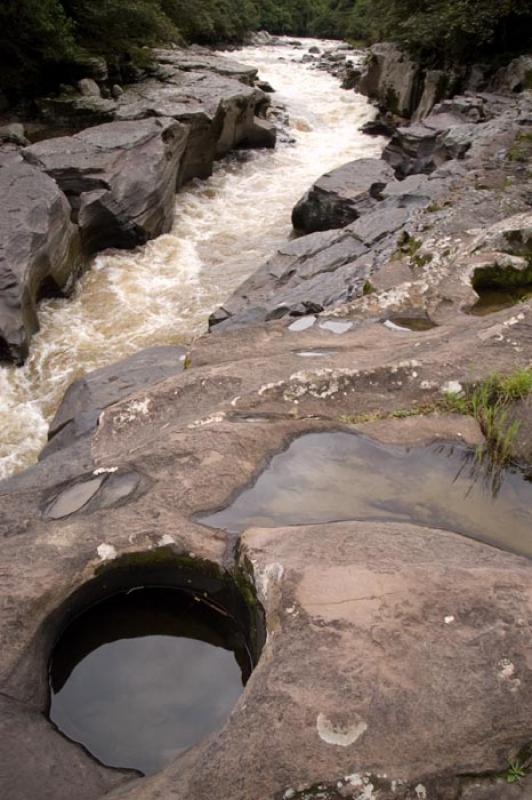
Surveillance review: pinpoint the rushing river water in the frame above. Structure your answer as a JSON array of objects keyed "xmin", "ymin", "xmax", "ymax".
[{"xmin": 0, "ymin": 38, "xmax": 383, "ymax": 479}]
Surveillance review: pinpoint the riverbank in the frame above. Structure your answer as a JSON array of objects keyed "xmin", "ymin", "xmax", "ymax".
[
  {"xmin": 0, "ymin": 38, "xmax": 380, "ymax": 479},
  {"xmin": 1, "ymin": 35, "xmax": 532, "ymax": 800}
]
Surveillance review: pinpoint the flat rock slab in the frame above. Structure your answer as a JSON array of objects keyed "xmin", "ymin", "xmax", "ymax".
[
  {"xmin": 0, "ymin": 162, "xmax": 81, "ymax": 363},
  {"xmin": 292, "ymin": 157, "xmax": 394, "ymax": 233},
  {"xmin": 211, "ymin": 207, "xmax": 410, "ymax": 327},
  {"xmin": 23, "ymin": 117, "xmax": 188, "ymax": 254},
  {"xmin": 41, "ymin": 345, "xmax": 188, "ymax": 459},
  {"xmin": 105, "ymin": 520, "xmax": 532, "ymax": 800}
]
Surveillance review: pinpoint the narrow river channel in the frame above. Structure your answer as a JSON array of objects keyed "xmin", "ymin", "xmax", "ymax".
[{"xmin": 0, "ymin": 38, "xmax": 383, "ymax": 479}]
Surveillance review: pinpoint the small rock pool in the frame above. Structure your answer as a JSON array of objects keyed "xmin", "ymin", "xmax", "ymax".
[
  {"xmin": 198, "ymin": 431, "xmax": 532, "ymax": 557},
  {"xmin": 49, "ymin": 586, "xmax": 254, "ymax": 775}
]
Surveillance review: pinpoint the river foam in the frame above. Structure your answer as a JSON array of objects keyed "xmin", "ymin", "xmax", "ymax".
[{"xmin": 0, "ymin": 38, "xmax": 383, "ymax": 478}]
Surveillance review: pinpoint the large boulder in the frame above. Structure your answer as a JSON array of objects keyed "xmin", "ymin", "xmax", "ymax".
[
  {"xmin": 383, "ymin": 111, "xmax": 477, "ymax": 177},
  {"xmin": 211, "ymin": 207, "xmax": 410, "ymax": 328},
  {"xmin": 23, "ymin": 118, "xmax": 188, "ymax": 254},
  {"xmin": 40, "ymin": 345, "xmax": 187, "ymax": 459},
  {"xmin": 292, "ymin": 158, "xmax": 395, "ymax": 233},
  {"xmin": 358, "ymin": 42, "xmax": 422, "ymax": 118},
  {"xmin": 0, "ymin": 162, "xmax": 82, "ymax": 364},
  {"xmin": 116, "ymin": 59, "xmax": 270, "ymax": 185}
]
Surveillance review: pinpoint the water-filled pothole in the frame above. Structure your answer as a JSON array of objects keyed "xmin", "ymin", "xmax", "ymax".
[
  {"xmin": 198, "ymin": 432, "xmax": 532, "ymax": 556},
  {"xmin": 49, "ymin": 584, "xmax": 256, "ymax": 776},
  {"xmin": 469, "ymin": 286, "xmax": 532, "ymax": 316},
  {"xmin": 469, "ymin": 263, "xmax": 532, "ymax": 316},
  {"xmin": 384, "ymin": 316, "xmax": 437, "ymax": 332}
]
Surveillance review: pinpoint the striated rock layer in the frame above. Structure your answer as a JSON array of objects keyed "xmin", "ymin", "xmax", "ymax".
[{"xmin": 0, "ymin": 48, "xmax": 276, "ymax": 363}]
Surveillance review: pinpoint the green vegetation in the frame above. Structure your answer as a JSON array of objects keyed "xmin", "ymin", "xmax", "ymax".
[
  {"xmin": 346, "ymin": 0, "xmax": 532, "ymax": 66},
  {"xmin": 341, "ymin": 367, "xmax": 532, "ymax": 471},
  {"xmin": 507, "ymin": 131, "xmax": 532, "ymax": 163},
  {"xmin": 505, "ymin": 758, "xmax": 528, "ymax": 783},
  {"xmin": 443, "ymin": 368, "xmax": 532, "ymax": 466},
  {"xmin": 2, "ymin": 0, "xmax": 531, "ymax": 101}
]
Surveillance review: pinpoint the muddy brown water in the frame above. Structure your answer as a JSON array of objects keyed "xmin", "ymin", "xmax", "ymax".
[
  {"xmin": 49, "ymin": 587, "xmax": 252, "ymax": 775},
  {"xmin": 198, "ymin": 432, "xmax": 532, "ymax": 557}
]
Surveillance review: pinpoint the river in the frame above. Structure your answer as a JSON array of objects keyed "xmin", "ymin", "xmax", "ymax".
[{"xmin": 0, "ymin": 38, "xmax": 383, "ymax": 479}]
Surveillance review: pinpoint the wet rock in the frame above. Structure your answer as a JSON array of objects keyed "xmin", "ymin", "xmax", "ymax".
[
  {"xmin": 111, "ymin": 84, "xmax": 124, "ymax": 99},
  {"xmin": 23, "ymin": 117, "xmax": 188, "ymax": 254},
  {"xmin": 36, "ymin": 93, "xmax": 117, "ymax": 126},
  {"xmin": 383, "ymin": 112, "xmax": 477, "ymax": 176},
  {"xmin": 41, "ymin": 345, "xmax": 188, "ymax": 458},
  {"xmin": 0, "ymin": 142, "xmax": 23, "ymax": 168},
  {"xmin": 358, "ymin": 42, "xmax": 422, "ymax": 118},
  {"xmin": 256, "ymin": 80, "xmax": 275, "ymax": 93},
  {"xmin": 412, "ymin": 69, "xmax": 449, "ymax": 121},
  {"xmin": 152, "ymin": 47, "xmax": 258, "ymax": 85},
  {"xmin": 493, "ymin": 55, "xmax": 532, "ymax": 94},
  {"xmin": 238, "ymin": 117, "xmax": 277, "ymax": 149},
  {"xmin": 0, "ymin": 122, "xmax": 28, "ymax": 146},
  {"xmin": 116, "ymin": 56, "xmax": 270, "ymax": 184},
  {"xmin": 77, "ymin": 78, "xmax": 101, "ymax": 98},
  {"xmin": 292, "ymin": 158, "xmax": 395, "ymax": 233},
  {"xmin": 0, "ymin": 162, "xmax": 82, "ymax": 364},
  {"xmin": 211, "ymin": 208, "xmax": 410, "ymax": 328}
]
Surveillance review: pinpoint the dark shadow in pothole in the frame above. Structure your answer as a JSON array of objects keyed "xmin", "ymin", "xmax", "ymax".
[
  {"xmin": 47, "ymin": 552, "xmax": 264, "ymax": 777},
  {"xmin": 469, "ymin": 286, "xmax": 532, "ymax": 316},
  {"xmin": 469, "ymin": 263, "xmax": 532, "ymax": 316},
  {"xmin": 197, "ymin": 432, "xmax": 532, "ymax": 557}
]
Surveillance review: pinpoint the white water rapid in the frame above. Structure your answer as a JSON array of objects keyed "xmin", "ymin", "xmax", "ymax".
[{"xmin": 0, "ymin": 38, "xmax": 384, "ymax": 479}]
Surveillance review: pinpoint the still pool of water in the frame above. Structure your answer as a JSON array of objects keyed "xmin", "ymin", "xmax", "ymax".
[
  {"xmin": 469, "ymin": 286, "xmax": 532, "ymax": 316},
  {"xmin": 49, "ymin": 587, "xmax": 252, "ymax": 775},
  {"xmin": 198, "ymin": 432, "xmax": 532, "ymax": 556}
]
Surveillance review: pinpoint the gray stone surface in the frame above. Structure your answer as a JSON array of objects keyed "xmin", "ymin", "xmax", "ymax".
[
  {"xmin": 358, "ymin": 42, "xmax": 422, "ymax": 117},
  {"xmin": 41, "ymin": 345, "xmax": 187, "ymax": 458},
  {"xmin": 292, "ymin": 157, "xmax": 394, "ymax": 233},
  {"xmin": 24, "ymin": 118, "xmax": 188, "ymax": 254},
  {"xmin": 0, "ymin": 162, "xmax": 82, "ymax": 363}
]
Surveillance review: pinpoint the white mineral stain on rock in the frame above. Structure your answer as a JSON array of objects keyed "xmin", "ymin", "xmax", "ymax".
[
  {"xmin": 188, "ymin": 412, "xmax": 226, "ymax": 428},
  {"xmin": 383, "ymin": 319, "xmax": 410, "ymax": 332},
  {"xmin": 441, "ymin": 380, "xmax": 463, "ymax": 395},
  {"xmin": 97, "ymin": 543, "xmax": 117, "ymax": 561},
  {"xmin": 93, "ymin": 466, "xmax": 118, "ymax": 475},
  {"xmin": 316, "ymin": 713, "xmax": 368, "ymax": 747}
]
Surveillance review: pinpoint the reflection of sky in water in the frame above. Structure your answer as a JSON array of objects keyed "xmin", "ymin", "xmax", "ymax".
[
  {"xmin": 52, "ymin": 635, "xmax": 243, "ymax": 775},
  {"xmin": 200, "ymin": 433, "xmax": 532, "ymax": 557}
]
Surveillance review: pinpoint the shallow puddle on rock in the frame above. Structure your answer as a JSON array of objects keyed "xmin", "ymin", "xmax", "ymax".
[
  {"xmin": 385, "ymin": 316, "xmax": 437, "ymax": 332},
  {"xmin": 198, "ymin": 432, "xmax": 532, "ymax": 556},
  {"xmin": 49, "ymin": 587, "xmax": 251, "ymax": 775},
  {"xmin": 45, "ymin": 477, "xmax": 104, "ymax": 519},
  {"xmin": 469, "ymin": 287, "xmax": 532, "ymax": 316},
  {"xmin": 288, "ymin": 316, "xmax": 316, "ymax": 332}
]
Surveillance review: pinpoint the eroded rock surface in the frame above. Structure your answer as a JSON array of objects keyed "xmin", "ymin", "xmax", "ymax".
[
  {"xmin": 292, "ymin": 157, "xmax": 394, "ymax": 233},
  {"xmin": 41, "ymin": 345, "xmax": 187, "ymax": 459},
  {"xmin": 0, "ymin": 162, "xmax": 82, "ymax": 363},
  {"xmin": 23, "ymin": 118, "xmax": 188, "ymax": 254}
]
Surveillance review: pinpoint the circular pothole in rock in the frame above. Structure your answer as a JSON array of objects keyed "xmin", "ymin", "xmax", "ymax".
[{"xmin": 48, "ymin": 583, "xmax": 258, "ymax": 776}]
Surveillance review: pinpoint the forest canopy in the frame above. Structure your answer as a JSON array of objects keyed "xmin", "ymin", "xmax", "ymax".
[{"xmin": 1, "ymin": 0, "xmax": 531, "ymax": 101}]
